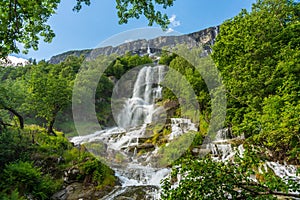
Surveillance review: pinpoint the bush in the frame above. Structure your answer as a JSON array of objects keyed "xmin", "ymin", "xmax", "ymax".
[
  {"xmin": 78, "ymin": 158, "xmax": 116, "ymax": 188},
  {"xmin": 25, "ymin": 125, "xmax": 70, "ymax": 156},
  {"xmin": 0, "ymin": 128, "xmax": 31, "ymax": 169},
  {"xmin": 0, "ymin": 161, "xmax": 61, "ymax": 199},
  {"xmin": 0, "ymin": 189, "xmax": 25, "ymax": 200}
]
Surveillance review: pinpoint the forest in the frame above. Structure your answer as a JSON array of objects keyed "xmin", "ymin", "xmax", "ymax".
[{"xmin": 0, "ymin": 0, "xmax": 299, "ymax": 199}]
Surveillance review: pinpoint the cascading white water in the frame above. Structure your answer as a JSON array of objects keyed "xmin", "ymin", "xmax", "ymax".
[
  {"xmin": 206, "ymin": 128, "xmax": 236, "ymax": 162},
  {"xmin": 169, "ymin": 118, "xmax": 197, "ymax": 140},
  {"xmin": 203, "ymin": 129, "xmax": 300, "ymax": 195},
  {"xmin": 117, "ymin": 66, "xmax": 165, "ymax": 130},
  {"xmin": 71, "ymin": 65, "xmax": 198, "ymax": 199}
]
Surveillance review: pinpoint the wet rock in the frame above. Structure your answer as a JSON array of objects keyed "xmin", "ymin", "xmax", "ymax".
[
  {"xmin": 128, "ymin": 143, "xmax": 155, "ymax": 153},
  {"xmin": 51, "ymin": 182, "xmax": 114, "ymax": 200},
  {"xmin": 64, "ymin": 167, "xmax": 80, "ymax": 184},
  {"xmin": 103, "ymin": 185, "xmax": 159, "ymax": 200},
  {"xmin": 191, "ymin": 147, "xmax": 211, "ymax": 157},
  {"xmin": 163, "ymin": 100, "xmax": 179, "ymax": 118},
  {"xmin": 51, "ymin": 188, "xmax": 68, "ymax": 200},
  {"xmin": 57, "ymin": 156, "xmax": 65, "ymax": 164},
  {"xmin": 137, "ymin": 143, "xmax": 155, "ymax": 150}
]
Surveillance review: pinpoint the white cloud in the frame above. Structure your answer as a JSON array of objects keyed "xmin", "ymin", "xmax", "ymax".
[
  {"xmin": 165, "ymin": 28, "xmax": 175, "ymax": 34},
  {"xmin": 169, "ymin": 14, "xmax": 181, "ymax": 27}
]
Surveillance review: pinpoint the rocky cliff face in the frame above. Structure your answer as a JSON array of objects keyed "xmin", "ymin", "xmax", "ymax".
[{"xmin": 49, "ymin": 26, "xmax": 219, "ymax": 64}]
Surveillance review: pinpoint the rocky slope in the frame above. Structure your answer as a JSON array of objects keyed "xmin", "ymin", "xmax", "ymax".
[{"xmin": 49, "ymin": 26, "xmax": 219, "ymax": 64}]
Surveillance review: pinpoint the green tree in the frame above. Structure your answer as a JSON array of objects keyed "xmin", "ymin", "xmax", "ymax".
[
  {"xmin": 0, "ymin": 0, "xmax": 60, "ymax": 57},
  {"xmin": 158, "ymin": 51, "xmax": 177, "ymax": 66},
  {"xmin": 211, "ymin": 0, "xmax": 300, "ymax": 157},
  {"xmin": 0, "ymin": 80, "xmax": 26, "ymax": 129},
  {"xmin": 1, "ymin": 0, "xmax": 175, "ymax": 58},
  {"xmin": 249, "ymin": 76, "xmax": 300, "ymax": 162},
  {"xmin": 161, "ymin": 153, "xmax": 300, "ymax": 199},
  {"xmin": 74, "ymin": 0, "xmax": 174, "ymax": 29},
  {"xmin": 161, "ymin": 49, "xmax": 213, "ymax": 120},
  {"xmin": 26, "ymin": 62, "xmax": 73, "ymax": 135}
]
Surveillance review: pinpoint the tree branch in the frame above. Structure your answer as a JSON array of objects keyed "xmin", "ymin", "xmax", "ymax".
[
  {"xmin": 3, "ymin": 105, "xmax": 24, "ymax": 129},
  {"xmin": 238, "ymin": 182, "xmax": 300, "ymax": 198}
]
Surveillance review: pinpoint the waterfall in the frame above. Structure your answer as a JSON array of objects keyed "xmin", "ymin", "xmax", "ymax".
[
  {"xmin": 71, "ymin": 65, "xmax": 198, "ymax": 199},
  {"xmin": 117, "ymin": 65, "xmax": 165, "ymax": 130},
  {"xmin": 70, "ymin": 64, "xmax": 299, "ymax": 199}
]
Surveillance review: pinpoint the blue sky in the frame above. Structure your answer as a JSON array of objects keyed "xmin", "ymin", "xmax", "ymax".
[{"xmin": 20, "ymin": 0, "xmax": 256, "ymax": 61}]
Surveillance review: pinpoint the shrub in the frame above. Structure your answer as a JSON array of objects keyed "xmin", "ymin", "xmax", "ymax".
[{"xmin": 0, "ymin": 161, "xmax": 61, "ymax": 199}]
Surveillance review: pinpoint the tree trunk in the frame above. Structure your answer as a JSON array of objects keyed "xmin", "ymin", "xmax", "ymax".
[
  {"xmin": 47, "ymin": 117, "xmax": 57, "ymax": 136},
  {"xmin": 4, "ymin": 106, "xmax": 24, "ymax": 129}
]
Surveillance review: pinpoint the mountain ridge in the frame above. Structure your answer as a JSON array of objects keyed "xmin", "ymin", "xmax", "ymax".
[{"xmin": 49, "ymin": 26, "xmax": 219, "ymax": 64}]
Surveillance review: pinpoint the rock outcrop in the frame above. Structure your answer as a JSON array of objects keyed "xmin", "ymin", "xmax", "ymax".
[{"xmin": 51, "ymin": 182, "xmax": 113, "ymax": 200}]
